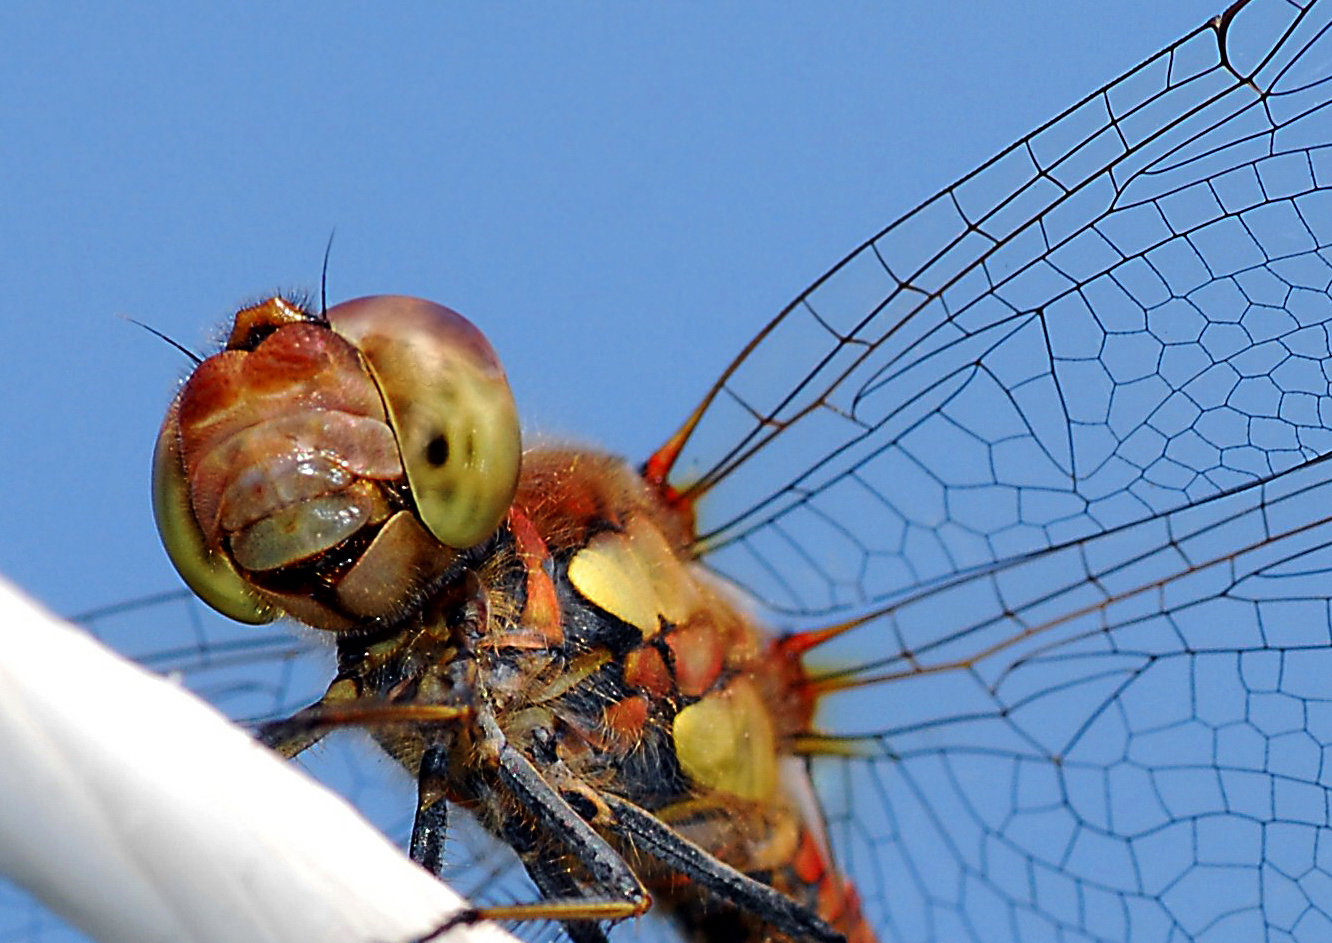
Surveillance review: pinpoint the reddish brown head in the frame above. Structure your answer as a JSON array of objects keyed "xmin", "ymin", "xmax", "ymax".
[{"xmin": 152, "ymin": 296, "xmax": 521, "ymax": 629}]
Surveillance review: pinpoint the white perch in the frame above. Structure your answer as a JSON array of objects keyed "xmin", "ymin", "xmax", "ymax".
[{"xmin": 0, "ymin": 575, "xmax": 516, "ymax": 943}]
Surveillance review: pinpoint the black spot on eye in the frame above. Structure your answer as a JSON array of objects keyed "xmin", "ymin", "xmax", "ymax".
[{"xmin": 425, "ymin": 434, "xmax": 450, "ymax": 467}]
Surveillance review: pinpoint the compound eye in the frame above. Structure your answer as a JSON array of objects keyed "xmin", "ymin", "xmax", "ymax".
[
  {"xmin": 152, "ymin": 398, "xmax": 276, "ymax": 625},
  {"xmin": 327, "ymin": 296, "xmax": 522, "ymax": 549}
]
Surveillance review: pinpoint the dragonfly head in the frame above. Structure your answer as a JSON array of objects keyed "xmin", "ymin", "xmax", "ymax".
[{"xmin": 152, "ymin": 295, "xmax": 522, "ymax": 629}]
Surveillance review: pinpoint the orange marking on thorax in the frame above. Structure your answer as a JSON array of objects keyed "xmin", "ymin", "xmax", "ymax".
[
  {"xmin": 624, "ymin": 645, "xmax": 673, "ymax": 697},
  {"xmin": 494, "ymin": 508, "xmax": 564, "ymax": 649},
  {"xmin": 603, "ymin": 694, "xmax": 650, "ymax": 748},
  {"xmin": 665, "ymin": 622, "xmax": 725, "ymax": 699},
  {"xmin": 641, "ymin": 419, "xmax": 702, "ymax": 539}
]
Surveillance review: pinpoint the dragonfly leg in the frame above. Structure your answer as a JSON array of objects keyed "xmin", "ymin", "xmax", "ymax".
[
  {"xmin": 604, "ymin": 794, "xmax": 844, "ymax": 943},
  {"xmin": 255, "ymin": 700, "xmax": 330, "ymax": 758},
  {"xmin": 409, "ymin": 742, "xmax": 451, "ymax": 876},
  {"xmin": 413, "ymin": 718, "xmax": 650, "ymax": 943},
  {"xmin": 487, "ymin": 735, "xmax": 650, "ymax": 915},
  {"xmin": 520, "ymin": 855, "xmax": 611, "ymax": 943},
  {"xmin": 254, "ymin": 677, "xmax": 370, "ymax": 758}
]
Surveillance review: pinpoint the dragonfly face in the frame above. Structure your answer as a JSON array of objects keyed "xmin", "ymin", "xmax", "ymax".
[
  {"xmin": 152, "ymin": 295, "xmax": 522, "ymax": 629},
  {"xmin": 10, "ymin": 1, "xmax": 1332, "ymax": 942}
]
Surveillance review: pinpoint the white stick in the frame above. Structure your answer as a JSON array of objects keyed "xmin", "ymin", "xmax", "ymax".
[{"xmin": 0, "ymin": 575, "xmax": 516, "ymax": 943}]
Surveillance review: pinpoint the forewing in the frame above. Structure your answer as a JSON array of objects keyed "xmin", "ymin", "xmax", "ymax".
[{"xmin": 658, "ymin": 0, "xmax": 1332, "ymax": 624}]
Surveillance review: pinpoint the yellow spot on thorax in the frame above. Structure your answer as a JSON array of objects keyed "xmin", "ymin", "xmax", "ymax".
[
  {"xmin": 567, "ymin": 516, "xmax": 701, "ymax": 638},
  {"xmin": 672, "ymin": 677, "xmax": 778, "ymax": 802}
]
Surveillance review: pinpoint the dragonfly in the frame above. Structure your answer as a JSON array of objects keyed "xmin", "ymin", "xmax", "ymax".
[{"xmin": 7, "ymin": 0, "xmax": 1332, "ymax": 941}]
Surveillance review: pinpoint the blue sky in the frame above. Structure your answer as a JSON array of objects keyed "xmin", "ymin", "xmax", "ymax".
[{"xmin": 0, "ymin": 2, "xmax": 1223, "ymax": 620}]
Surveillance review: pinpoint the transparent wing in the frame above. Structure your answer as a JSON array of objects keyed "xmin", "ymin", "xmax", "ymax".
[
  {"xmin": 639, "ymin": 0, "xmax": 1332, "ymax": 939},
  {"xmin": 655, "ymin": 0, "xmax": 1332, "ymax": 624},
  {"xmin": 806, "ymin": 449, "xmax": 1332, "ymax": 941}
]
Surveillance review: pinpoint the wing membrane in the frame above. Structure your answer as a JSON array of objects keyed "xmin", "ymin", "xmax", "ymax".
[
  {"xmin": 658, "ymin": 0, "xmax": 1332, "ymax": 626},
  {"xmin": 805, "ymin": 451, "xmax": 1332, "ymax": 939}
]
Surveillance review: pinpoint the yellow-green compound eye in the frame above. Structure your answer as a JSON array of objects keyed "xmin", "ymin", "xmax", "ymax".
[
  {"xmin": 327, "ymin": 296, "xmax": 522, "ymax": 550},
  {"xmin": 151, "ymin": 399, "xmax": 276, "ymax": 625}
]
